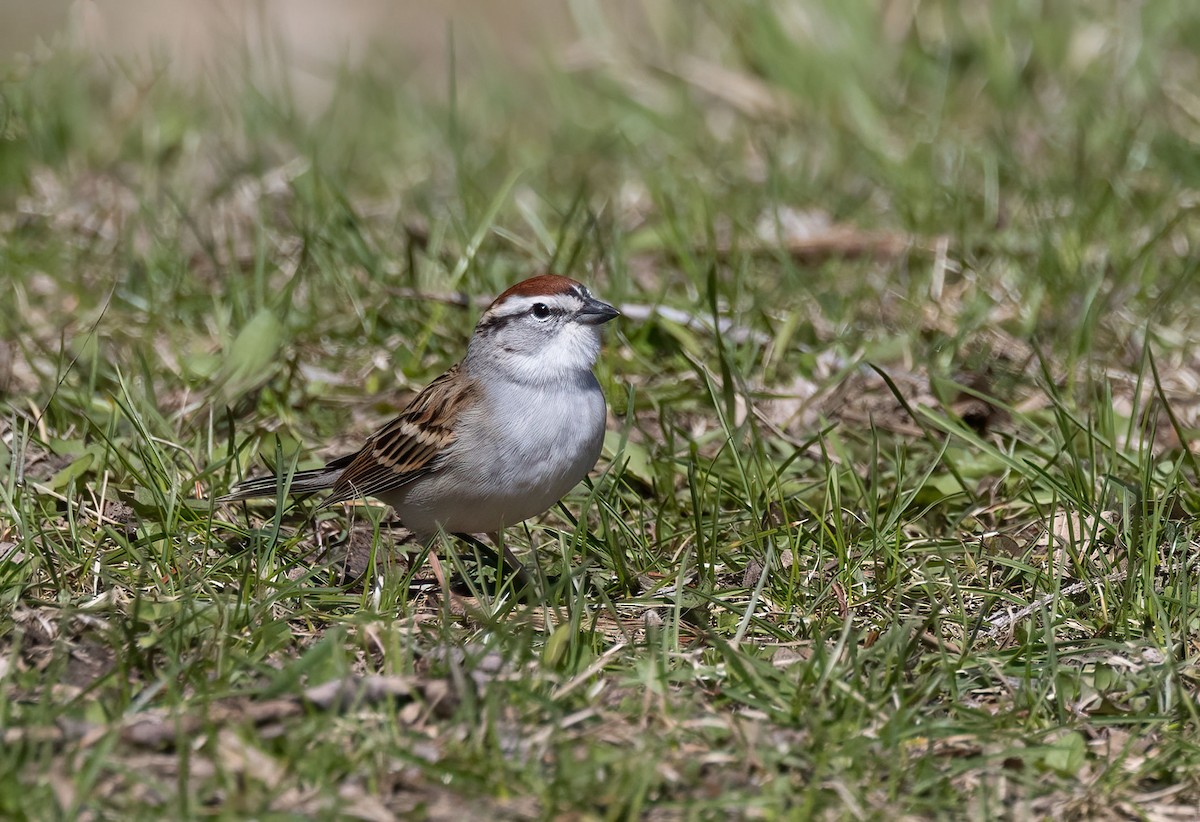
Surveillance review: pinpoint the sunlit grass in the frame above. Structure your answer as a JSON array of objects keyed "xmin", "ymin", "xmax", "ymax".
[{"xmin": 3, "ymin": 0, "xmax": 1200, "ymax": 816}]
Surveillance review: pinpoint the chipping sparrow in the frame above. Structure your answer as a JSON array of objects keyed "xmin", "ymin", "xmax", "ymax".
[{"xmin": 220, "ymin": 274, "xmax": 619, "ymax": 580}]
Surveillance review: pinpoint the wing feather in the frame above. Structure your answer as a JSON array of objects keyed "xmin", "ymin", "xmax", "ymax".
[{"xmin": 324, "ymin": 364, "xmax": 476, "ymax": 505}]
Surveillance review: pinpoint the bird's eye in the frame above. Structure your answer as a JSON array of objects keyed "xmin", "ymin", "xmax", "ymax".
[{"xmin": 531, "ymin": 303, "xmax": 551, "ymax": 319}]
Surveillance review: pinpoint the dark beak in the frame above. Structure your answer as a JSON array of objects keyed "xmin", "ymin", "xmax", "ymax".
[{"xmin": 577, "ymin": 297, "xmax": 620, "ymax": 325}]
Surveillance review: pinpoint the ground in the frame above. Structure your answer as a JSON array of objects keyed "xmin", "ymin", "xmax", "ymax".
[{"xmin": 3, "ymin": 2, "xmax": 1200, "ymax": 819}]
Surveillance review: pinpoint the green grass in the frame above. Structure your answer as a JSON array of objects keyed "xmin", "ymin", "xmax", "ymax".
[{"xmin": 4, "ymin": 0, "xmax": 1200, "ymax": 817}]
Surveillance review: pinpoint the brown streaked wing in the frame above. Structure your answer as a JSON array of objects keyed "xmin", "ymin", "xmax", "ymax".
[{"xmin": 324, "ymin": 364, "xmax": 477, "ymax": 504}]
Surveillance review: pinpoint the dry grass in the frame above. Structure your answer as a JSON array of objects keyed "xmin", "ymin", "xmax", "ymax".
[{"xmin": 5, "ymin": 1, "xmax": 1200, "ymax": 818}]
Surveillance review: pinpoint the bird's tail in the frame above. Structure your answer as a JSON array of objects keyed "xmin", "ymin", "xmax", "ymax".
[{"xmin": 218, "ymin": 467, "xmax": 341, "ymax": 503}]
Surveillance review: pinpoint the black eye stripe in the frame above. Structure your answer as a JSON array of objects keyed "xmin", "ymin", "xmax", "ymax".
[
  {"xmin": 476, "ymin": 298, "xmax": 573, "ymax": 335},
  {"xmin": 474, "ymin": 313, "xmax": 519, "ymax": 335}
]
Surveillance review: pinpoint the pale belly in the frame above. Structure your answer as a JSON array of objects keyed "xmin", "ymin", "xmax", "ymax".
[{"xmin": 380, "ymin": 378, "xmax": 606, "ymax": 538}]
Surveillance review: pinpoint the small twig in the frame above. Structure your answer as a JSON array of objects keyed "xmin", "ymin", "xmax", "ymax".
[
  {"xmin": 381, "ymin": 287, "xmax": 775, "ymax": 346},
  {"xmin": 550, "ymin": 641, "xmax": 628, "ymax": 701},
  {"xmin": 617, "ymin": 302, "xmax": 773, "ymax": 346},
  {"xmin": 981, "ymin": 568, "xmax": 1129, "ymax": 639},
  {"xmin": 919, "ymin": 631, "xmax": 962, "ymax": 656}
]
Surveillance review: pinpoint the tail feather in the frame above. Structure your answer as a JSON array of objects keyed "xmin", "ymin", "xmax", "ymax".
[{"xmin": 218, "ymin": 467, "xmax": 340, "ymax": 502}]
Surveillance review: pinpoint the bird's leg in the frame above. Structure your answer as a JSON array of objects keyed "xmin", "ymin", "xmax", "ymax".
[
  {"xmin": 493, "ymin": 531, "xmax": 563, "ymax": 595},
  {"xmin": 492, "ymin": 531, "xmax": 537, "ymax": 590},
  {"xmin": 450, "ymin": 533, "xmax": 503, "ymax": 571},
  {"xmin": 423, "ymin": 536, "xmax": 451, "ymax": 604},
  {"xmin": 452, "ymin": 532, "xmax": 536, "ymax": 592}
]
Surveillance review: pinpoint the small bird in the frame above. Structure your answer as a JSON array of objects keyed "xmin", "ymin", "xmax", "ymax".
[{"xmin": 220, "ymin": 274, "xmax": 619, "ymax": 585}]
